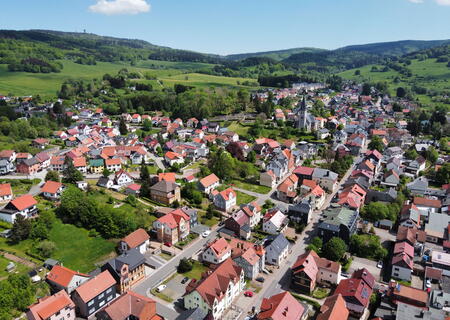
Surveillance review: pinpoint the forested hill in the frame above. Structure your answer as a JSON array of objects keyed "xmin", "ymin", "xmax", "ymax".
[{"xmin": 224, "ymin": 47, "xmax": 327, "ymax": 62}]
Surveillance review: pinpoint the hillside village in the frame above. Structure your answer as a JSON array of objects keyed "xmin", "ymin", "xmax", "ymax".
[{"xmin": 0, "ymin": 80, "xmax": 449, "ymax": 320}]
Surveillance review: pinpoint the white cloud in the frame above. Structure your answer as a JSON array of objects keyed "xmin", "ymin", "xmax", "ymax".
[
  {"xmin": 436, "ymin": 0, "xmax": 450, "ymax": 5},
  {"xmin": 89, "ymin": 0, "xmax": 150, "ymax": 15}
]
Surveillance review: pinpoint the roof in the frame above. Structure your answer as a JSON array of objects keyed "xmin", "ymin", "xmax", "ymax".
[
  {"xmin": 413, "ymin": 197, "xmax": 442, "ymax": 208},
  {"xmin": 199, "ymin": 173, "xmax": 220, "ymax": 188},
  {"xmin": 122, "ymin": 228, "xmax": 149, "ymax": 249},
  {"xmin": 105, "ymin": 158, "xmax": 122, "ymax": 166},
  {"xmin": 184, "ymin": 258, "xmax": 242, "ymax": 307},
  {"xmin": 100, "ymin": 291, "xmax": 157, "ymax": 320},
  {"xmin": 150, "ymin": 180, "xmax": 178, "ymax": 193},
  {"xmin": 75, "ymin": 270, "xmax": 116, "ymax": 303},
  {"xmin": 293, "ymin": 166, "xmax": 315, "ymax": 176},
  {"xmin": 0, "ymin": 183, "xmax": 12, "ymax": 197},
  {"xmin": 126, "ymin": 183, "xmax": 141, "ymax": 191},
  {"xmin": 47, "ymin": 265, "xmax": 89, "ymax": 287},
  {"xmin": 206, "ymin": 238, "xmax": 231, "ymax": 259},
  {"xmin": 265, "ymin": 234, "xmax": 289, "ymax": 255},
  {"xmin": 257, "ymin": 291, "xmax": 304, "ymax": 320},
  {"xmin": 41, "ymin": 181, "xmax": 63, "ymax": 194},
  {"xmin": 105, "ymin": 249, "xmax": 146, "ymax": 276},
  {"xmin": 158, "ymin": 172, "xmax": 176, "ymax": 183},
  {"xmin": 217, "ymin": 188, "xmax": 236, "ymax": 202},
  {"xmin": 317, "ymin": 294, "xmax": 349, "ymax": 320},
  {"xmin": 390, "ymin": 283, "xmax": 428, "ymax": 305},
  {"xmin": 72, "ymin": 157, "xmax": 86, "ymax": 167},
  {"xmin": 10, "ymin": 194, "xmax": 37, "ymax": 211},
  {"xmin": 27, "ymin": 290, "xmax": 74, "ymax": 320}
]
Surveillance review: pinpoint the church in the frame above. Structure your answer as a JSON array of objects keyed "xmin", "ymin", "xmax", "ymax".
[{"xmin": 296, "ymin": 95, "xmax": 317, "ymax": 132}]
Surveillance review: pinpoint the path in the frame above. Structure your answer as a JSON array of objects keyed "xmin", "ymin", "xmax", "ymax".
[
  {"xmin": 149, "ymin": 154, "xmax": 166, "ymax": 171},
  {"xmin": 1, "ymin": 251, "xmax": 38, "ymax": 269}
]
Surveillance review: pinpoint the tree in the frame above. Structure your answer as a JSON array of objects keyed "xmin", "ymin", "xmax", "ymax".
[
  {"xmin": 362, "ymin": 83, "xmax": 371, "ymax": 96},
  {"xmin": 35, "ymin": 240, "xmax": 56, "ymax": 258},
  {"xmin": 247, "ymin": 150, "xmax": 256, "ymax": 163},
  {"xmin": 140, "ymin": 162, "xmax": 150, "ymax": 181},
  {"xmin": 102, "ymin": 167, "xmax": 111, "ymax": 178},
  {"xmin": 177, "ymin": 258, "xmax": 193, "ymax": 273},
  {"xmin": 322, "ymin": 237, "xmax": 347, "ymax": 261},
  {"xmin": 208, "ymin": 149, "xmax": 235, "ymax": 181},
  {"xmin": 142, "ymin": 118, "xmax": 152, "ymax": 131},
  {"xmin": 404, "ymin": 148, "xmax": 418, "ymax": 160},
  {"xmin": 436, "ymin": 163, "xmax": 450, "ymax": 185},
  {"xmin": 350, "ymin": 234, "xmax": 387, "ymax": 260},
  {"xmin": 425, "ymin": 146, "xmax": 439, "ymax": 164},
  {"xmin": 63, "ymin": 157, "xmax": 83, "ymax": 184},
  {"xmin": 226, "ymin": 142, "xmax": 245, "ymax": 161},
  {"xmin": 10, "ymin": 215, "xmax": 32, "ymax": 243},
  {"xmin": 45, "ymin": 170, "xmax": 60, "ymax": 182},
  {"xmin": 396, "ymin": 87, "xmax": 406, "ymax": 98},
  {"xmin": 362, "ymin": 202, "xmax": 389, "ymax": 221},
  {"xmin": 307, "ymin": 237, "xmax": 323, "ymax": 254},
  {"xmin": 368, "ymin": 136, "xmax": 384, "ymax": 152},
  {"xmin": 119, "ymin": 118, "xmax": 128, "ymax": 135}
]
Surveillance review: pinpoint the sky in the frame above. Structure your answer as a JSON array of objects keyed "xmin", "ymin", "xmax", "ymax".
[{"xmin": 1, "ymin": 0, "xmax": 450, "ymax": 55}]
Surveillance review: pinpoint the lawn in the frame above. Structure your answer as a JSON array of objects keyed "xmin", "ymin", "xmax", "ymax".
[
  {"xmin": 235, "ymin": 190, "xmax": 257, "ymax": 205},
  {"xmin": 227, "ymin": 122, "xmax": 251, "ymax": 136},
  {"xmin": 48, "ymin": 220, "xmax": 116, "ymax": 273},
  {"xmin": 180, "ymin": 260, "xmax": 208, "ymax": 280},
  {"xmin": 0, "ymin": 179, "xmax": 41, "ymax": 196},
  {"xmin": 198, "ymin": 210, "xmax": 220, "ymax": 227},
  {"xmin": 147, "ymin": 165, "xmax": 159, "ymax": 174},
  {"xmin": 0, "ymin": 254, "xmax": 30, "ymax": 278},
  {"xmin": 230, "ymin": 179, "xmax": 271, "ymax": 194}
]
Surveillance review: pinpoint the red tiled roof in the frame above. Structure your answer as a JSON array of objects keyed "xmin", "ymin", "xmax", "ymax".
[
  {"xmin": 28, "ymin": 290, "xmax": 74, "ymax": 320},
  {"xmin": 199, "ymin": 173, "xmax": 219, "ymax": 188},
  {"xmin": 413, "ymin": 197, "xmax": 442, "ymax": 208},
  {"xmin": 10, "ymin": 194, "xmax": 37, "ymax": 211},
  {"xmin": 158, "ymin": 172, "xmax": 176, "ymax": 183},
  {"xmin": 75, "ymin": 270, "xmax": 116, "ymax": 303},
  {"xmin": 207, "ymin": 238, "xmax": 231, "ymax": 259},
  {"xmin": 47, "ymin": 265, "xmax": 89, "ymax": 287},
  {"xmin": 41, "ymin": 181, "xmax": 63, "ymax": 194},
  {"xmin": 218, "ymin": 188, "xmax": 236, "ymax": 201},
  {"xmin": 317, "ymin": 294, "xmax": 349, "ymax": 320},
  {"xmin": 122, "ymin": 228, "xmax": 149, "ymax": 249},
  {"xmin": 105, "ymin": 158, "xmax": 121, "ymax": 166},
  {"xmin": 0, "ymin": 183, "xmax": 12, "ymax": 197},
  {"xmin": 101, "ymin": 291, "xmax": 157, "ymax": 320},
  {"xmin": 257, "ymin": 291, "xmax": 304, "ymax": 320},
  {"xmin": 126, "ymin": 183, "xmax": 141, "ymax": 191},
  {"xmin": 293, "ymin": 166, "xmax": 314, "ymax": 176}
]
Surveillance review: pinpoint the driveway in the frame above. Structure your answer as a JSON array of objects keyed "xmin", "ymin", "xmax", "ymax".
[
  {"xmin": 349, "ymin": 256, "xmax": 381, "ymax": 281},
  {"xmin": 164, "ymin": 274, "xmax": 190, "ymax": 305}
]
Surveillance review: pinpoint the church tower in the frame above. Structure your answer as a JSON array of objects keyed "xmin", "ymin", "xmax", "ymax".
[{"xmin": 297, "ymin": 94, "xmax": 308, "ymax": 130}]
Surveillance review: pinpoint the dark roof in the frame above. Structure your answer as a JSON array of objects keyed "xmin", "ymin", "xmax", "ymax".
[
  {"xmin": 104, "ymin": 248, "xmax": 145, "ymax": 277},
  {"xmin": 264, "ymin": 234, "xmax": 289, "ymax": 254},
  {"xmin": 150, "ymin": 180, "xmax": 178, "ymax": 193}
]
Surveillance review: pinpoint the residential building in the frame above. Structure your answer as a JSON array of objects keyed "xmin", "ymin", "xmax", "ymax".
[
  {"xmin": 40, "ymin": 181, "xmax": 64, "ymax": 200},
  {"xmin": 312, "ymin": 168, "xmax": 339, "ymax": 192},
  {"xmin": 114, "ymin": 170, "xmax": 134, "ymax": 186},
  {"xmin": 119, "ymin": 228, "xmax": 150, "ymax": 254},
  {"xmin": 16, "ymin": 158, "xmax": 41, "ymax": 175},
  {"xmin": 291, "ymin": 250, "xmax": 341, "ymax": 294},
  {"xmin": 277, "ymin": 174, "xmax": 299, "ymax": 203},
  {"xmin": 262, "ymin": 209, "xmax": 288, "ymax": 235},
  {"xmin": 223, "ymin": 211, "xmax": 251, "ymax": 240},
  {"xmin": 183, "ymin": 258, "xmax": 244, "ymax": 320},
  {"xmin": 101, "ymin": 249, "xmax": 146, "ymax": 294},
  {"xmin": 213, "ymin": 188, "xmax": 236, "ymax": 212},
  {"xmin": 152, "ymin": 208, "xmax": 190, "ymax": 245},
  {"xmin": 71, "ymin": 270, "xmax": 117, "ymax": 318},
  {"xmin": 257, "ymin": 291, "xmax": 306, "ymax": 320},
  {"xmin": 317, "ymin": 294, "xmax": 349, "ymax": 320},
  {"xmin": 288, "ymin": 201, "xmax": 313, "ymax": 225},
  {"xmin": 391, "ymin": 241, "xmax": 414, "ymax": 282},
  {"xmin": 26, "ymin": 290, "xmax": 75, "ymax": 320},
  {"xmin": 318, "ymin": 205, "xmax": 359, "ymax": 243},
  {"xmin": 0, "ymin": 194, "xmax": 38, "ymax": 223},
  {"xmin": 237, "ymin": 202, "xmax": 262, "ymax": 228},
  {"xmin": 89, "ymin": 159, "xmax": 105, "ymax": 174},
  {"xmin": 0, "ymin": 183, "xmax": 13, "ymax": 202},
  {"xmin": 259, "ymin": 170, "xmax": 276, "ymax": 188},
  {"xmin": 198, "ymin": 174, "xmax": 220, "ymax": 194},
  {"xmin": 230, "ymin": 238, "xmax": 265, "ymax": 280},
  {"xmin": 264, "ymin": 234, "xmax": 289, "ymax": 266},
  {"xmin": 0, "ymin": 159, "xmax": 15, "ymax": 174},
  {"xmin": 105, "ymin": 158, "xmax": 122, "ymax": 172},
  {"xmin": 202, "ymin": 238, "xmax": 232, "ymax": 265},
  {"xmin": 46, "ymin": 265, "xmax": 90, "ymax": 294},
  {"xmin": 424, "ymin": 212, "xmax": 450, "ymax": 243},
  {"xmin": 149, "ymin": 181, "xmax": 181, "ymax": 206},
  {"xmin": 387, "ymin": 281, "xmax": 428, "ymax": 309}
]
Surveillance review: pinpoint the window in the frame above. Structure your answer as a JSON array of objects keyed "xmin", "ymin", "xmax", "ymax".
[
  {"xmin": 88, "ymin": 307, "xmax": 95, "ymax": 315},
  {"xmin": 106, "ymin": 287, "xmax": 112, "ymax": 294},
  {"xmin": 107, "ymin": 295, "xmax": 113, "ymax": 301},
  {"xmin": 87, "ymin": 300, "xmax": 94, "ymax": 307},
  {"xmin": 99, "ymin": 300, "xmax": 105, "ymax": 307},
  {"xmin": 98, "ymin": 293, "xmax": 104, "ymax": 299}
]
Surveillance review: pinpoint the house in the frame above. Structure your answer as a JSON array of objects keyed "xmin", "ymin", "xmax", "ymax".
[
  {"xmin": 125, "ymin": 183, "xmax": 141, "ymax": 196},
  {"xmin": 50, "ymin": 156, "xmax": 66, "ymax": 172},
  {"xmin": 230, "ymin": 238, "xmax": 265, "ymax": 280},
  {"xmin": 97, "ymin": 176, "xmax": 114, "ymax": 189},
  {"xmin": 152, "ymin": 208, "xmax": 190, "ymax": 245},
  {"xmin": 131, "ymin": 114, "xmax": 142, "ymax": 123},
  {"xmin": 119, "ymin": 228, "xmax": 150, "ymax": 254},
  {"xmin": 399, "ymin": 203, "xmax": 421, "ymax": 229},
  {"xmin": 202, "ymin": 238, "xmax": 232, "ymax": 265},
  {"xmin": 406, "ymin": 176, "xmax": 429, "ymax": 196},
  {"xmin": 96, "ymin": 291, "xmax": 160, "ymax": 320},
  {"xmin": 26, "ymin": 290, "xmax": 75, "ymax": 320},
  {"xmin": 35, "ymin": 152, "xmax": 51, "ymax": 169},
  {"xmin": 0, "ymin": 150, "xmax": 16, "ymax": 162},
  {"xmin": 89, "ymin": 159, "xmax": 104, "ymax": 174},
  {"xmin": 259, "ymin": 170, "xmax": 277, "ymax": 188},
  {"xmin": 105, "ymin": 158, "xmax": 122, "ymax": 172},
  {"xmin": 114, "ymin": 170, "xmax": 134, "ymax": 186},
  {"xmin": 337, "ymin": 184, "xmax": 366, "ymax": 210},
  {"xmin": 288, "ymin": 201, "xmax": 313, "ymax": 225},
  {"xmin": 413, "ymin": 197, "xmax": 441, "ymax": 216},
  {"xmin": 101, "ymin": 249, "xmax": 146, "ymax": 294},
  {"xmin": 424, "ymin": 212, "xmax": 450, "ymax": 243},
  {"xmin": 312, "ymin": 168, "xmax": 339, "ymax": 192},
  {"xmin": 318, "ymin": 205, "xmax": 359, "ymax": 243},
  {"xmin": 264, "ymin": 234, "xmax": 289, "ymax": 266},
  {"xmin": 299, "ymin": 179, "xmax": 325, "ymax": 210},
  {"xmin": 32, "ymin": 138, "xmax": 49, "ymax": 149},
  {"xmin": 316, "ymin": 294, "xmax": 349, "ymax": 320},
  {"xmin": 213, "ymin": 188, "xmax": 236, "ymax": 212},
  {"xmin": 257, "ymin": 291, "xmax": 306, "ymax": 320},
  {"xmin": 335, "ymin": 268, "xmax": 375, "ymax": 317},
  {"xmin": 277, "ymin": 174, "xmax": 299, "ymax": 203},
  {"xmin": 262, "ymin": 208, "xmax": 288, "ymax": 235},
  {"xmin": 158, "ymin": 172, "xmax": 176, "ymax": 183},
  {"xmin": 46, "ymin": 265, "xmax": 90, "ymax": 294},
  {"xmin": 223, "ymin": 211, "xmax": 251, "ymax": 240},
  {"xmin": 237, "ymin": 202, "xmax": 262, "ymax": 228},
  {"xmin": 164, "ymin": 151, "xmax": 184, "ymax": 166},
  {"xmin": 199, "ymin": 173, "xmax": 220, "ymax": 194},
  {"xmin": 16, "ymin": 158, "xmax": 41, "ymax": 175},
  {"xmin": 0, "ymin": 159, "xmax": 15, "ymax": 174},
  {"xmin": 72, "ymin": 270, "xmax": 117, "ymax": 318},
  {"xmin": 150, "ymin": 181, "xmax": 180, "ymax": 205},
  {"xmin": 183, "ymin": 258, "xmax": 244, "ymax": 320},
  {"xmin": 391, "ymin": 241, "xmax": 414, "ymax": 282},
  {"xmin": 291, "ymin": 250, "xmax": 341, "ymax": 294},
  {"xmin": 405, "ymin": 156, "xmax": 426, "ymax": 176},
  {"xmin": 387, "ymin": 281, "xmax": 428, "ymax": 309},
  {"xmin": 40, "ymin": 181, "xmax": 64, "ymax": 200},
  {"xmin": 0, "ymin": 194, "xmax": 38, "ymax": 223},
  {"xmin": 0, "ymin": 183, "xmax": 13, "ymax": 202}
]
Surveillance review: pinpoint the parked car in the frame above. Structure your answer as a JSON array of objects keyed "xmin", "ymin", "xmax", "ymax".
[
  {"xmin": 156, "ymin": 284, "xmax": 166, "ymax": 292},
  {"xmin": 244, "ymin": 291, "xmax": 254, "ymax": 297},
  {"xmin": 202, "ymin": 230, "xmax": 211, "ymax": 238},
  {"xmin": 425, "ymin": 279, "xmax": 431, "ymax": 288},
  {"xmin": 256, "ymin": 277, "xmax": 265, "ymax": 283},
  {"xmin": 181, "ymin": 277, "xmax": 189, "ymax": 284},
  {"xmin": 377, "ymin": 261, "xmax": 383, "ymax": 269},
  {"xmin": 164, "ymin": 242, "xmax": 172, "ymax": 247}
]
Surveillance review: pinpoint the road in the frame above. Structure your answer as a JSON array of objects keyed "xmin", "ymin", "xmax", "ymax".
[
  {"xmin": 1, "ymin": 170, "xmax": 46, "ymax": 196},
  {"xmin": 235, "ymin": 152, "xmax": 363, "ymax": 319}
]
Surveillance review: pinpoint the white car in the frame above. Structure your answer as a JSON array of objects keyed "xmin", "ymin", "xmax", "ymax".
[
  {"xmin": 377, "ymin": 261, "xmax": 383, "ymax": 269},
  {"xmin": 202, "ymin": 230, "xmax": 211, "ymax": 238},
  {"xmin": 156, "ymin": 284, "xmax": 167, "ymax": 292},
  {"xmin": 425, "ymin": 280, "xmax": 431, "ymax": 288}
]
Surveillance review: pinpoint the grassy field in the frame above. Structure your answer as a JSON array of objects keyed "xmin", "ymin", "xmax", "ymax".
[
  {"xmin": 230, "ymin": 179, "xmax": 270, "ymax": 194},
  {"xmin": 180, "ymin": 260, "xmax": 208, "ymax": 280},
  {"xmin": 159, "ymin": 73, "xmax": 258, "ymax": 89},
  {"xmin": 339, "ymin": 58, "xmax": 450, "ymax": 107},
  {"xmin": 235, "ymin": 190, "xmax": 257, "ymax": 205},
  {"xmin": 48, "ymin": 220, "xmax": 116, "ymax": 272},
  {"xmin": 0, "ymin": 254, "xmax": 31, "ymax": 278},
  {"xmin": 0, "ymin": 179, "xmax": 41, "ymax": 196},
  {"xmin": 135, "ymin": 59, "xmax": 215, "ymax": 71}
]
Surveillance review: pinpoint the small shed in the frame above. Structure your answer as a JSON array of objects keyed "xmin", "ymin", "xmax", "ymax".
[
  {"xmin": 376, "ymin": 219, "xmax": 393, "ymax": 230},
  {"xmin": 43, "ymin": 258, "xmax": 60, "ymax": 270},
  {"xmin": 6, "ymin": 262, "xmax": 15, "ymax": 273}
]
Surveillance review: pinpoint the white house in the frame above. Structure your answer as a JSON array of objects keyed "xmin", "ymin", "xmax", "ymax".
[
  {"xmin": 263, "ymin": 209, "xmax": 288, "ymax": 235},
  {"xmin": 202, "ymin": 238, "xmax": 232, "ymax": 265},
  {"xmin": 0, "ymin": 184, "xmax": 13, "ymax": 203},
  {"xmin": 0, "ymin": 194, "xmax": 38, "ymax": 223},
  {"xmin": 105, "ymin": 158, "xmax": 122, "ymax": 172},
  {"xmin": 114, "ymin": 170, "xmax": 134, "ymax": 186},
  {"xmin": 46, "ymin": 265, "xmax": 90, "ymax": 294},
  {"xmin": 213, "ymin": 188, "xmax": 237, "ymax": 212},
  {"xmin": 199, "ymin": 174, "xmax": 220, "ymax": 194},
  {"xmin": 391, "ymin": 242, "xmax": 414, "ymax": 282},
  {"xmin": 40, "ymin": 181, "xmax": 65, "ymax": 200},
  {"xmin": 119, "ymin": 228, "xmax": 150, "ymax": 254}
]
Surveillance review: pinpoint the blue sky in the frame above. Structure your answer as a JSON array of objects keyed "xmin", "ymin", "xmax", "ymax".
[{"xmin": 1, "ymin": 0, "xmax": 450, "ymax": 55}]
